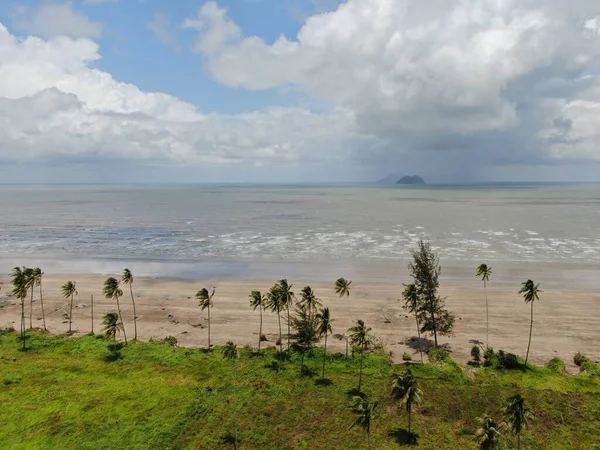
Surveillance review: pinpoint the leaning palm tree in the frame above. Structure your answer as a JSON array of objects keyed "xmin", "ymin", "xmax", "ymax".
[
  {"xmin": 102, "ymin": 312, "xmax": 122, "ymax": 340},
  {"xmin": 23, "ymin": 267, "xmax": 35, "ymax": 329},
  {"xmin": 391, "ymin": 369, "xmax": 423, "ymax": 435},
  {"xmin": 266, "ymin": 283, "xmax": 285, "ymax": 354},
  {"xmin": 11, "ymin": 267, "xmax": 28, "ymax": 350},
  {"xmin": 476, "ymin": 264, "xmax": 492, "ymax": 348},
  {"xmin": 277, "ymin": 279, "xmax": 295, "ymax": 351},
  {"xmin": 348, "ymin": 319, "xmax": 373, "ymax": 392},
  {"xmin": 103, "ymin": 277, "xmax": 127, "ymax": 344},
  {"xmin": 121, "ymin": 268, "xmax": 138, "ymax": 341},
  {"xmin": 518, "ymin": 280, "xmax": 541, "ymax": 365},
  {"xmin": 196, "ymin": 288, "xmax": 215, "ymax": 349},
  {"xmin": 476, "ymin": 413, "xmax": 504, "ymax": 450},
  {"xmin": 316, "ymin": 307, "xmax": 334, "ymax": 380},
  {"xmin": 223, "ymin": 341, "xmax": 239, "ymax": 450},
  {"xmin": 350, "ymin": 394, "xmax": 378, "ymax": 450},
  {"xmin": 61, "ymin": 281, "xmax": 78, "ymax": 334},
  {"xmin": 504, "ymin": 394, "xmax": 533, "ymax": 450},
  {"xmin": 249, "ymin": 290, "xmax": 266, "ymax": 352},
  {"xmin": 33, "ymin": 268, "xmax": 46, "ymax": 331},
  {"xmin": 299, "ymin": 286, "xmax": 322, "ymax": 318},
  {"xmin": 334, "ymin": 278, "xmax": 352, "ymax": 297},
  {"xmin": 402, "ymin": 283, "xmax": 423, "ymax": 363}
]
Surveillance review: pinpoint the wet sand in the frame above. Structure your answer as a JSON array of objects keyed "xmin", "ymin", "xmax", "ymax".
[{"xmin": 1, "ymin": 271, "xmax": 597, "ymax": 371}]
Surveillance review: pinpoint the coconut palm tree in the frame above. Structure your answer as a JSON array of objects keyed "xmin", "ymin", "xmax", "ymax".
[
  {"xmin": 348, "ymin": 319, "xmax": 373, "ymax": 392},
  {"xmin": 476, "ymin": 413, "xmax": 504, "ymax": 450},
  {"xmin": 290, "ymin": 306, "xmax": 320, "ymax": 373},
  {"xmin": 33, "ymin": 268, "xmax": 46, "ymax": 331},
  {"xmin": 316, "ymin": 307, "xmax": 334, "ymax": 380},
  {"xmin": 61, "ymin": 281, "xmax": 78, "ymax": 334},
  {"xmin": 402, "ymin": 283, "xmax": 423, "ymax": 363},
  {"xmin": 10, "ymin": 267, "xmax": 28, "ymax": 350},
  {"xmin": 518, "ymin": 280, "xmax": 541, "ymax": 365},
  {"xmin": 223, "ymin": 341, "xmax": 239, "ymax": 450},
  {"xmin": 391, "ymin": 369, "xmax": 423, "ymax": 435},
  {"xmin": 334, "ymin": 333, "xmax": 350, "ymax": 357},
  {"xmin": 504, "ymin": 394, "xmax": 534, "ymax": 450},
  {"xmin": 121, "ymin": 268, "xmax": 138, "ymax": 341},
  {"xmin": 266, "ymin": 283, "xmax": 285, "ymax": 354},
  {"xmin": 102, "ymin": 312, "xmax": 122, "ymax": 340},
  {"xmin": 196, "ymin": 288, "xmax": 215, "ymax": 349},
  {"xmin": 103, "ymin": 277, "xmax": 127, "ymax": 344},
  {"xmin": 249, "ymin": 290, "xmax": 266, "ymax": 352},
  {"xmin": 299, "ymin": 286, "xmax": 322, "ymax": 318},
  {"xmin": 22, "ymin": 267, "xmax": 35, "ymax": 329},
  {"xmin": 476, "ymin": 264, "xmax": 492, "ymax": 348},
  {"xmin": 277, "ymin": 279, "xmax": 295, "ymax": 351},
  {"xmin": 350, "ymin": 394, "xmax": 378, "ymax": 450},
  {"xmin": 90, "ymin": 294, "xmax": 95, "ymax": 334},
  {"xmin": 334, "ymin": 278, "xmax": 352, "ymax": 297}
]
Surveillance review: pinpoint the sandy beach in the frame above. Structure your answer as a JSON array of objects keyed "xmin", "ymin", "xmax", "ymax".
[{"xmin": 1, "ymin": 269, "xmax": 597, "ymax": 371}]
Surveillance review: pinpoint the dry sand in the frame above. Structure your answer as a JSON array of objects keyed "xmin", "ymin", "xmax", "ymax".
[{"xmin": 1, "ymin": 272, "xmax": 597, "ymax": 371}]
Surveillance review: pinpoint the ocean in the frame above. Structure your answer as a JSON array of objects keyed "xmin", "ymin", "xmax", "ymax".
[{"xmin": 1, "ymin": 183, "xmax": 599, "ymax": 283}]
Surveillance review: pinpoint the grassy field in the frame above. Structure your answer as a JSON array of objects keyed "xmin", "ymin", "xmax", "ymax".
[{"xmin": 1, "ymin": 331, "xmax": 599, "ymax": 449}]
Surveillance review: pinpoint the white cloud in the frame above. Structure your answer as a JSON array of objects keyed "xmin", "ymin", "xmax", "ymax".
[
  {"xmin": 148, "ymin": 13, "xmax": 181, "ymax": 53},
  {"xmin": 187, "ymin": 0, "xmax": 600, "ymax": 166},
  {"xmin": 11, "ymin": 1, "xmax": 103, "ymax": 39},
  {"xmin": 83, "ymin": 0, "xmax": 118, "ymax": 4},
  {"xmin": 0, "ymin": 23, "xmax": 357, "ymax": 167}
]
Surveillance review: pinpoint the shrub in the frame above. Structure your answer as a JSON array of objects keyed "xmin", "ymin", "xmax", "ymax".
[
  {"xmin": 402, "ymin": 352, "xmax": 412, "ymax": 361},
  {"xmin": 580, "ymin": 360, "xmax": 600, "ymax": 375},
  {"xmin": 496, "ymin": 350, "xmax": 521, "ymax": 370},
  {"xmin": 546, "ymin": 358, "xmax": 566, "ymax": 374},
  {"xmin": 428, "ymin": 347, "xmax": 450, "ymax": 363},
  {"xmin": 574, "ymin": 352, "xmax": 589, "ymax": 367},
  {"xmin": 471, "ymin": 345, "xmax": 481, "ymax": 363},
  {"xmin": 161, "ymin": 336, "xmax": 178, "ymax": 347},
  {"xmin": 483, "ymin": 347, "xmax": 495, "ymax": 367}
]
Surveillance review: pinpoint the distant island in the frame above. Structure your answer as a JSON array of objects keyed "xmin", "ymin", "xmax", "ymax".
[{"xmin": 396, "ymin": 175, "xmax": 425, "ymax": 185}]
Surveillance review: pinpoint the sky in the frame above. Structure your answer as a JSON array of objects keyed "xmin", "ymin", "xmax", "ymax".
[{"xmin": 1, "ymin": 0, "xmax": 600, "ymax": 183}]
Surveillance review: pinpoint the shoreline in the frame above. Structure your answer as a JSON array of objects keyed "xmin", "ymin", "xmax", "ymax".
[{"xmin": 1, "ymin": 271, "xmax": 597, "ymax": 371}]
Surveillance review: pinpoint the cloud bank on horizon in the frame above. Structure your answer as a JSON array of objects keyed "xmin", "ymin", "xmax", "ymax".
[{"xmin": 1, "ymin": 0, "xmax": 600, "ymax": 182}]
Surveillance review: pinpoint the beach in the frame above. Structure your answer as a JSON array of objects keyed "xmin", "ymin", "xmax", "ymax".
[{"xmin": 1, "ymin": 266, "xmax": 597, "ymax": 370}]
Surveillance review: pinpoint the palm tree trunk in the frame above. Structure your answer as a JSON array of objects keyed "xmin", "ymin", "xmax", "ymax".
[
  {"xmin": 39, "ymin": 281, "xmax": 46, "ymax": 331},
  {"xmin": 517, "ymin": 432, "xmax": 521, "ymax": 450},
  {"xmin": 277, "ymin": 311, "xmax": 283, "ymax": 353},
  {"xmin": 322, "ymin": 332, "xmax": 328, "ymax": 380},
  {"xmin": 91, "ymin": 294, "xmax": 94, "ymax": 334},
  {"xmin": 408, "ymin": 405, "xmax": 412, "ymax": 434},
  {"xmin": 21, "ymin": 297, "xmax": 26, "ymax": 350},
  {"xmin": 29, "ymin": 287, "xmax": 34, "ymax": 329},
  {"xmin": 208, "ymin": 304, "xmax": 211, "ymax": 349},
  {"xmin": 367, "ymin": 429, "xmax": 371, "ymax": 450},
  {"xmin": 485, "ymin": 280, "xmax": 489, "ymax": 348},
  {"xmin": 358, "ymin": 348, "xmax": 364, "ymax": 391},
  {"xmin": 232, "ymin": 360, "xmax": 238, "ymax": 450},
  {"xmin": 286, "ymin": 307, "xmax": 291, "ymax": 352},
  {"xmin": 345, "ymin": 339, "xmax": 348, "ymax": 357},
  {"xmin": 69, "ymin": 293, "xmax": 74, "ymax": 333},
  {"xmin": 115, "ymin": 294, "xmax": 128, "ymax": 344},
  {"xmin": 258, "ymin": 307, "xmax": 263, "ymax": 352},
  {"xmin": 129, "ymin": 283, "xmax": 138, "ymax": 341},
  {"xmin": 525, "ymin": 301, "xmax": 533, "ymax": 365},
  {"xmin": 414, "ymin": 312, "xmax": 423, "ymax": 364},
  {"xmin": 431, "ymin": 307, "xmax": 438, "ymax": 347}
]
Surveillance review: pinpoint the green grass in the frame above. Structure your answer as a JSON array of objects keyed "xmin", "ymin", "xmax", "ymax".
[{"xmin": 1, "ymin": 331, "xmax": 599, "ymax": 449}]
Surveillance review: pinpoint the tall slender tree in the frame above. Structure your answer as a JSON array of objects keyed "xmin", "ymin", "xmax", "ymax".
[
  {"xmin": 503, "ymin": 394, "xmax": 534, "ymax": 450},
  {"xmin": 249, "ymin": 290, "xmax": 266, "ymax": 352},
  {"xmin": 350, "ymin": 395, "xmax": 378, "ymax": 450},
  {"xmin": 103, "ymin": 277, "xmax": 127, "ymax": 344},
  {"xmin": 90, "ymin": 294, "xmax": 94, "ymax": 334},
  {"xmin": 277, "ymin": 279, "xmax": 295, "ymax": 351},
  {"xmin": 223, "ymin": 341, "xmax": 239, "ymax": 450},
  {"xmin": 316, "ymin": 307, "xmax": 334, "ymax": 380},
  {"xmin": 348, "ymin": 319, "xmax": 373, "ymax": 392},
  {"xmin": 391, "ymin": 369, "xmax": 423, "ymax": 435},
  {"xmin": 519, "ymin": 280, "xmax": 541, "ymax": 365},
  {"xmin": 23, "ymin": 267, "xmax": 35, "ymax": 329},
  {"xmin": 290, "ymin": 306, "xmax": 320, "ymax": 372},
  {"xmin": 33, "ymin": 268, "xmax": 46, "ymax": 331},
  {"xmin": 476, "ymin": 264, "xmax": 492, "ymax": 348},
  {"xmin": 10, "ymin": 267, "xmax": 28, "ymax": 350},
  {"xmin": 402, "ymin": 283, "xmax": 423, "ymax": 363},
  {"xmin": 102, "ymin": 312, "xmax": 122, "ymax": 340},
  {"xmin": 121, "ymin": 268, "xmax": 138, "ymax": 341},
  {"xmin": 266, "ymin": 283, "xmax": 285, "ymax": 354},
  {"xmin": 334, "ymin": 278, "xmax": 352, "ymax": 297},
  {"xmin": 196, "ymin": 288, "xmax": 215, "ymax": 349},
  {"xmin": 61, "ymin": 281, "xmax": 78, "ymax": 334},
  {"xmin": 299, "ymin": 286, "xmax": 322, "ymax": 318},
  {"xmin": 476, "ymin": 413, "xmax": 504, "ymax": 450}
]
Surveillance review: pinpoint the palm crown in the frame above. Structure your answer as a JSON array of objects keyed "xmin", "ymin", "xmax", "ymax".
[
  {"xmin": 476, "ymin": 413, "xmax": 504, "ymax": 450},
  {"xmin": 249, "ymin": 290, "xmax": 264, "ymax": 310},
  {"xmin": 33, "ymin": 268, "xmax": 43, "ymax": 286},
  {"xmin": 299, "ymin": 286, "xmax": 322, "ymax": 311},
  {"xmin": 391, "ymin": 370, "xmax": 423, "ymax": 412},
  {"xmin": 476, "ymin": 264, "xmax": 492, "ymax": 282},
  {"xmin": 316, "ymin": 307, "xmax": 333, "ymax": 336},
  {"xmin": 196, "ymin": 288, "xmax": 215, "ymax": 310},
  {"xmin": 103, "ymin": 277, "xmax": 123, "ymax": 299},
  {"xmin": 122, "ymin": 268, "xmax": 133, "ymax": 284},
  {"xmin": 504, "ymin": 394, "xmax": 533, "ymax": 437},
  {"xmin": 334, "ymin": 278, "xmax": 351, "ymax": 297},
  {"xmin": 10, "ymin": 267, "xmax": 28, "ymax": 299},
  {"xmin": 61, "ymin": 281, "xmax": 78, "ymax": 299},
  {"xmin": 223, "ymin": 341, "xmax": 238, "ymax": 361},
  {"xmin": 349, "ymin": 319, "xmax": 373, "ymax": 349},
  {"xmin": 102, "ymin": 312, "xmax": 121, "ymax": 339},
  {"xmin": 519, "ymin": 280, "xmax": 541, "ymax": 304}
]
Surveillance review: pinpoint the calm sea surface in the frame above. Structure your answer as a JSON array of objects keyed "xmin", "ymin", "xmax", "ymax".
[{"xmin": 0, "ymin": 184, "xmax": 599, "ymax": 280}]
